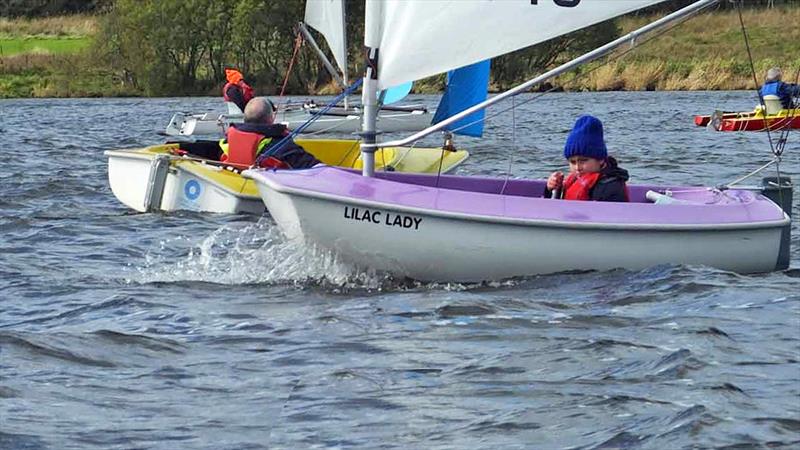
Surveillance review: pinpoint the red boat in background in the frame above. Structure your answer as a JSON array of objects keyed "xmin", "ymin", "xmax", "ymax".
[
  {"xmin": 696, "ymin": 93, "xmax": 800, "ymax": 131},
  {"xmin": 695, "ymin": 108, "xmax": 800, "ymax": 131}
]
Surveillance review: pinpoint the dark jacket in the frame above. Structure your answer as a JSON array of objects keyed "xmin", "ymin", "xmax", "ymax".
[
  {"xmin": 229, "ymin": 123, "xmax": 320, "ymax": 169},
  {"xmin": 545, "ymin": 156, "xmax": 630, "ymax": 202},
  {"xmin": 760, "ymin": 80, "xmax": 800, "ymax": 109},
  {"xmin": 223, "ymin": 81, "xmax": 254, "ymax": 112}
]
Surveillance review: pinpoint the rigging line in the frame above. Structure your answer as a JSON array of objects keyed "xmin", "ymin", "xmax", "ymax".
[
  {"xmin": 255, "ymin": 78, "xmax": 363, "ymax": 167},
  {"xmin": 299, "ymin": 120, "xmax": 357, "ymax": 136},
  {"xmin": 736, "ymin": 0, "xmax": 778, "ymax": 157},
  {"xmin": 435, "ymin": 147, "xmax": 446, "ymax": 187},
  {"xmin": 721, "ymin": 156, "xmax": 780, "ymax": 188},
  {"xmin": 735, "ymin": 1, "xmax": 789, "ymax": 211},
  {"xmin": 500, "ymin": 95, "xmax": 517, "ymax": 196},
  {"xmin": 391, "ymin": 139, "xmax": 422, "ymax": 179},
  {"xmin": 446, "ymin": 3, "xmax": 712, "ymax": 137},
  {"xmin": 335, "ymin": 138, "xmax": 362, "ymax": 168},
  {"xmin": 380, "ymin": 138, "xmax": 387, "ymax": 171},
  {"xmin": 428, "ymin": 138, "xmax": 443, "ymax": 188},
  {"xmin": 280, "ymin": 31, "xmax": 305, "ymax": 99},
  {"xmin": 773, "ymin": 66, "xmax": 800, "ymax": 157}
]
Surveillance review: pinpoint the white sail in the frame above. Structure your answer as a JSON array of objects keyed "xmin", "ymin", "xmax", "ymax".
[
  {"xmin": 371, "ymin": 0, "xmax": 669, "ymax": 90},
  {"xmin": 304, "ymin": 0, "xmax": 348, "ymax": 78}
]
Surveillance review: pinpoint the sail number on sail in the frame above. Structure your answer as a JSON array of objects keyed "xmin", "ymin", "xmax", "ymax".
[
  {"xmin": 530, "ymin": 0, "xmax": 581, "ymax": 6},
  {"xmin": 344, "ymin": 206, "xmax": 422, "ymax": 231}
]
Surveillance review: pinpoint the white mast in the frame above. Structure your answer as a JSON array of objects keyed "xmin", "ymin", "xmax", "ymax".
[
  {"xmin": 360, "ymin": 0, "xmax": 382, "ymax": 177},
  {"xmin": 340, "ymin": 0, "xmax": 349, "ymax": 109}
]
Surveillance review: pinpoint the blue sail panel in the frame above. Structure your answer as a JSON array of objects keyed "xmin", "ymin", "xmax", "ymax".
[
  {"xmin": 432, "ymin": 59, "xmax": 491, "ymax": 138},
  {"xmin": 380, "ymin": 81, "xmax": 413, "ymax": 105}
]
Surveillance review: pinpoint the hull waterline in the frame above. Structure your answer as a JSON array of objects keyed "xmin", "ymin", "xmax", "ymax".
[{"xmin": 246, "ymin": 167, "xmax": 790, "ymax": 282}]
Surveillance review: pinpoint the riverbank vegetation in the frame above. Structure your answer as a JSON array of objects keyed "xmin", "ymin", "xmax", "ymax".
[
  {"xmin": 1, "ymin": 1, "xmax": 797, "ymax": 98},
  {"xmin": 561, "ymin": 6, "xmax": 800, "ymax": 92}
]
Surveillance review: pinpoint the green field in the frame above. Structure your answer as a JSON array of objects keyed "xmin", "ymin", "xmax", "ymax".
[
  {"xmin": 0, "ymin": 37, "xmax": 91, "ymax": 56},
  {"xmin": 1, "ymin": 7, "xmax": 798, "ymax": 97}
]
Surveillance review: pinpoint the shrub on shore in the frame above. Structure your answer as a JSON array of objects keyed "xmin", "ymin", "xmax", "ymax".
[{"xmin": 1, "ymin": 6, "xmax": 798, "ymax": 98}]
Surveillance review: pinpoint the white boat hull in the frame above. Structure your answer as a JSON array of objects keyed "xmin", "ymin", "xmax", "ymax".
[
  {"xmin": 105, "ymin": 141, "xmax": 469, "ymax": 214},
  {"xmin": 164, "ymin": 108, "xmax": 432, "ymax": 136},
  {"xmin": 165, "ymin": 112, "xmax": 236, "ymax": 137},
  {"xmin": 106, "ymin": 149, "xmax": 263, "ymax": 214},
  {"xmin": 248, "ymin": 169, "xmax": 789, "ymax": 282}
]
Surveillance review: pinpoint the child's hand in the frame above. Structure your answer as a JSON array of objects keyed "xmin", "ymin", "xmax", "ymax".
[{"xmin": 547, "ymin": 171, "xmax": 564, "ymax": 190}]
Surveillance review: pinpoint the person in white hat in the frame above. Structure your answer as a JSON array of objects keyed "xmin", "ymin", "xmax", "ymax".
[{"xmin": 760, "ymin": 67, "xmax": 800, "ymax": 109}]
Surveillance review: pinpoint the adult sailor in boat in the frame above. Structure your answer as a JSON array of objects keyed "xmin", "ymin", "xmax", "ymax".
[
  {"xmin": 220, "ymin": 97, "xmax": 320, "ymax": 169},
  {"xmin": 694, "ymin": 66, "xmax": 800, "ymax": 131},
  {"xmin": 760, "ymin": 67, "xmax": 800, "ymax": 109},
  {"xmin": 544, "ymin": 115, "xmax": 629, "ymax": 202},
  {"xmin": 222, "ymin": 68, "xmax": 255, "ymax": 112}
]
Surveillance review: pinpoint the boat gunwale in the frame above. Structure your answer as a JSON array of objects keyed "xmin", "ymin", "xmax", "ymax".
[
  {"xmin": 106, "ymin": 147, "xmax": 260, "ymax": 199},
  {"xmin": 246, "ymin": 168, "xmax": 790, "ymax": 232}
]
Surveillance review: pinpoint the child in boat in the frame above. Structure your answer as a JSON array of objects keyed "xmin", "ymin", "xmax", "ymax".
[{"xmin": 544, "ymin": 115, "xmax": 629, "ymax": 202}]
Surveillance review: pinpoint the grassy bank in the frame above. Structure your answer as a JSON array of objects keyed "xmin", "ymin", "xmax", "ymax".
[
  {"xmin": 1, "ymin": 8, "xmax": 798, "ymax": 98},
  {"xmin": 558, "ymin": 6, "xmax": 800, "ymax": 91},
  {"xmin": 0, "ymin": 14, "xmax": 136, "ymax": 98},
  {"xmin": 0, "ymin": 15, "xmax": 96, "ymax": 37},
  {"xmin": 0, "ymin": 37, "xmax": 90, "ymax": 56}
]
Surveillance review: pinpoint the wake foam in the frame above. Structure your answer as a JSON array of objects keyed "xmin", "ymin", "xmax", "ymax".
[
  {"xmin": 128, "ymin": 218, "xmax": 547, "ymax": 292},
  {"xmin": 130, "ymin": 217, "xmax": 391, "ymax": 289}
]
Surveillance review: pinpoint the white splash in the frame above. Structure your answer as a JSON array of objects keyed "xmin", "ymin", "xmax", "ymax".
[{"xmin": 130, "ymin": 217, "xmax": 390, "ymax": 289}]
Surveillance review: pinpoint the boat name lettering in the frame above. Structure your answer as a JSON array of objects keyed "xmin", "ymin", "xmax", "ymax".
[
  {"xmin": 343, "ymin": 206, "xmax": 422, "ymax": 230},
  {"xmin": 530, "ymin": 0, "xmax": 581, "ymax": 7}
]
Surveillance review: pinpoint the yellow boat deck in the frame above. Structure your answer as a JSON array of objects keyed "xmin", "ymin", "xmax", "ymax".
[{"xmin": 118, "ymin": 139, "xmax": 469, "ymax": 197}]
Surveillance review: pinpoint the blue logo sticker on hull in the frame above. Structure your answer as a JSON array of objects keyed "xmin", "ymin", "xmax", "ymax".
[{"xmin": 184, "ymin": 180, "xmax": 202, "ymax": 200}]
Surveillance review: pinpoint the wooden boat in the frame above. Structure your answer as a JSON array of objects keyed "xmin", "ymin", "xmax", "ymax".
[
  {"xmin": 105, "ymin": 139, "xmax": 468, "ymax": 214},
  {"xmin": 245, "ymin": 0, "xmax": 793, "ymax": 282}
]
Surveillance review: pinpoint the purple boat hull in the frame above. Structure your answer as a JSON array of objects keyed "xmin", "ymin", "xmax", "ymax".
[{"xmin": 245, "ymin": 166, "xmax": 790, "ymax": 282}]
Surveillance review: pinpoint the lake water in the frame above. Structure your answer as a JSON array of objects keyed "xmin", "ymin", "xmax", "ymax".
[{"xmin": 1, "ymin": 92, "xmax": 798, "ymax": 449}]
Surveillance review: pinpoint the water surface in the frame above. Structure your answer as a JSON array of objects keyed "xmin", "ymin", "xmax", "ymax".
[{"xmin": 1, "ymin": 91, "xmax": 798, "ymax": 449}]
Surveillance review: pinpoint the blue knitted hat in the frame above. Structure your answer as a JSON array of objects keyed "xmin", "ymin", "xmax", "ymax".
[{"xmin": 564, "ymin": 115, "xmax": 607, "ymax": 160}]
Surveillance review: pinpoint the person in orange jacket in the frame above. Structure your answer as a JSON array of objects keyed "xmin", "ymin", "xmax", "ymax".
[{"xmin": 222, "ymin": 68, "xmax": 255, "ymax": 112}]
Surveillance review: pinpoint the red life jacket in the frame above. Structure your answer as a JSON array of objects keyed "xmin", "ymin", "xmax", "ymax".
[
  {"xmin": 239, "ymin": 81, "xmax": 254, "ymax": 104},
  {"xmin": 563, "ymin": 172, "xmax": 602, "ymax": 201},
  {"xmin": 222, "ymin": 127, "xmax": 288, "ymax": 169},
  {"xmin": 222, "ymin": 81, "xmax": 255, "ymax": 105}
]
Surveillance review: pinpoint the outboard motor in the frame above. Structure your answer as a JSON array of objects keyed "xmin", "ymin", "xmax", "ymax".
[{"xmin": 762, "ymin": 176, "xmax": 793, "ymax": 270}]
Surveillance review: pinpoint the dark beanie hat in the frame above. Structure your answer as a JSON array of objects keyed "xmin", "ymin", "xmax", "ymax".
[{"xmin": 564, "ymin": 115, "xmax": 608, "ymax": 160}]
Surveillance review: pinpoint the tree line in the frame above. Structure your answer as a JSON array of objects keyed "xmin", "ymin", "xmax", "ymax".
[
  {"xmin": 91, "ymin": 0, "xmax": 627, "ymax": 96},
  {"xmin": 1, "ymin": 0, "xmax": 789, "ymax": 17},
  {"xmin": 5, "ymin": 0, "xmax": 789, "ymax": 96},
  {"xmin": 0, "ymin": 0, "xmax": 111, "ymax": 17}
]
